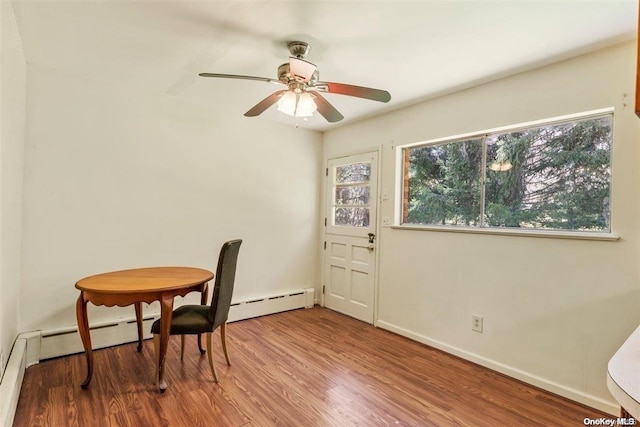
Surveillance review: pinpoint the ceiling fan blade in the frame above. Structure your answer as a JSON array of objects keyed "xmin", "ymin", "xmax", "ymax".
[
  {"xmin": 199, "ymin": 73, "xmax": 285, "ymax": 86},
  {"xmin": 316, "ymin": 81, "xmax": 391, "ymax": 103},
  {"xmin": 289, "ymin": 57, "xmax": 317, "ymax": 82},
  {"xmin": 311, "ymin": 92, "xmax": 344, "ymax": 123},
  {"xmin": 244, "ymin": 90, "xmax": 288, "ymax": 117}
]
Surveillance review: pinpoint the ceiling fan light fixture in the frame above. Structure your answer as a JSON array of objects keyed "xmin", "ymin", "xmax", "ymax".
[{"xmin": 277, "ymin": 91, "xmax": 317, "ymax": 117}]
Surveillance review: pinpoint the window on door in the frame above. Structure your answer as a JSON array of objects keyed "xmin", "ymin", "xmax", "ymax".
[{"xmin": 332, "ymin": 161, "xmax": 372, "ymax": 227}]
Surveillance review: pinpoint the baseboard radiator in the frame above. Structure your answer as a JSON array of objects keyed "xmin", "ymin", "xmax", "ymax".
[
  {"xmin": 0, "ymin": 287, "xmax": 314, "ymax": 426},
  {"xmin": 0, "ymin": 337, "xmax": 25, "ymax": 427}
]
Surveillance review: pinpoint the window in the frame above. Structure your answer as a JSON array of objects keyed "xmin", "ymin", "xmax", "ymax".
[
  {"xmin": 332, "ymin": 161, "xmax": 372, "ymax": 227},
  {"xmin": 402, "ymin": 112, "xmax": 612, "ymax": 233}
]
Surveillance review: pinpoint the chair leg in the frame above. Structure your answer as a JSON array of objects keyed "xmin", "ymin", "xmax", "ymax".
[
  {"xmin": 153, "ymin": 334, "xmax": 160, "ymax": 385},
  {"xmin": 198, "ymin": 283, "xmax": 208, "ymax": 355},
  {"xmin": 197, "ymin": 333, "xmax": 206, "ymax": 354},
  {"xmin": 206, "ymin": 332, "xmax": 219, "ymax": 382},
  {"xmin": 220, "ymin": 323, "xmax": 231, "ymax": 366},
  {"xmin": 180, "ymin": 335, "xmax": 185, "ymax": 361}
]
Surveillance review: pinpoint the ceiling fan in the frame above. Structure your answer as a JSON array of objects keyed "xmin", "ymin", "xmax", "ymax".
[{"xmin": 199, "ymin": 41, "xmax": 391, "ymax": 123}]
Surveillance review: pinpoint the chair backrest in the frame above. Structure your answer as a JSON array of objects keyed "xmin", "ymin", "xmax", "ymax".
[{"xmin": 209, "ymin": 239, "xmax": 242, "ymax": 328}]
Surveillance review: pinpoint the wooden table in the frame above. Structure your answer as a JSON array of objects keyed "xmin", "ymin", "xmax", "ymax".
[{"xmin": 75, "ymin": 266, "xmax": 214, "ymax": 392}]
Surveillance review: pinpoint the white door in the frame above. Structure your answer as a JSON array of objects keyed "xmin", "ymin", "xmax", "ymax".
[{"xmin": 324, "ymin": 151, "xmax": 378, "ymax": 324}]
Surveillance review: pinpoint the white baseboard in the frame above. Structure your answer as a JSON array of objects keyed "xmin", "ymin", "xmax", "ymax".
[
  {"xmin": 227, "ymin": 288, "xmax": 314, "ymax": 322},
  {"xmin": 376, "ymin": 319, "xmax": 619, "ymax": 416},
  {"xmin": 40, "ymin": 317, "xmax": 158, "ymax": 361},
  {"xmin": 0, "ymin": 337, "xmax": 26, "ymax": 427}
]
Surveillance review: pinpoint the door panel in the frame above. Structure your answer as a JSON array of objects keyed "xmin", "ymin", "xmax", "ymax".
[{"xmin": 324, "ymin": 151, "xmax": 378, "ymax": 324}]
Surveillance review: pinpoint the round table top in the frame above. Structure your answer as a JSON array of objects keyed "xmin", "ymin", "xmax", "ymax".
[
  {"xmin": 608, "ymin": 324, "xmax": 640, "ymax": 419},
  {"xmin": 75, "ymin": 266, "xmax": 214, "ymax": 294}
]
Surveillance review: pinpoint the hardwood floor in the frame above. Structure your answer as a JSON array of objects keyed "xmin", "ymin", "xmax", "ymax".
[{"xmin": 14, "ymin": 307, "xmax": 610, "ymax": 426}]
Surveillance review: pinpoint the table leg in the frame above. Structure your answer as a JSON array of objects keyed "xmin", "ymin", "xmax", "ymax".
[
  {"xmin": 157, "ymin": 293, "xmax": 174, "ymax": 392},
  {"xmin": 134, "ymin": 302, "xmax": 143, "ymax": 352},
  {"xmin": 75, "ymin": 293, "xmax": 93, "ymax": 389},
  {"xmin": 197, "ymin": 282, "xmax": 209, "ymax": 354}
]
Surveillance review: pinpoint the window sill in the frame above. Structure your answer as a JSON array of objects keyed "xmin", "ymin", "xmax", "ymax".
[{"xmin": 389, "ymin": 224, "xmax": 619, "ymax": 241}]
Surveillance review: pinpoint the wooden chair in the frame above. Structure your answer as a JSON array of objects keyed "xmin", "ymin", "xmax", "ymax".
[{"xmin": 151, "ymin": 239, "xmax": 242, "ymax": 382}]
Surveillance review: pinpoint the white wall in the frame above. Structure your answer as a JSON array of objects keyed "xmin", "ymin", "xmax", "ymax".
[
  {"xmin": 323, "ymin": 41, "xmax": 640, "ymax": 412},
  {"xmin": 19, "ymin": 65, "xmax": 322, "ymax": 332},
  {"xmin": 0, "ymin": 1, "xmax": 26, "ymax": 371}
]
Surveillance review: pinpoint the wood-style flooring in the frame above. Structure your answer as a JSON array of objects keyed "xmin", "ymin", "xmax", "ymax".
[{"xmin": 14, "ymin": 307, "xmax": 610, "ymax": 426}]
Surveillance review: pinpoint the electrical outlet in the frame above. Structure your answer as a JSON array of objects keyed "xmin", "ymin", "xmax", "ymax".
[{"xmin": 472, "ymin": 315, "xmax": 483, "ymax": 333}]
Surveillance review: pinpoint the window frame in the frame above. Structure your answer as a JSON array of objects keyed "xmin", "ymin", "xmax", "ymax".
[{"xmin": 394, "ymin": 108, "xmax": 618, "ymax": 241}]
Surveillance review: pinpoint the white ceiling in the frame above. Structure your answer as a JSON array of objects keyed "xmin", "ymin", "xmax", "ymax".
[{"xmin": 11, "ymin": 0, "xmax": 638, "ymax": 131}]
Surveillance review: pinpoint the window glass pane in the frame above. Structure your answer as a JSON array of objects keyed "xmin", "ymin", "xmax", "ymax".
[
  {"xmin": 404, "ymin": 138, "xmax": 483, "ymax": 226},
  {"xmin": 335, "ymin": 207, "xmax": 370, "ymax": 227},
  {"xmin": 484, "ymin": 116, "xmax": 611, "ymax": 231},
  {"xmin": 336, "ymin": 162, "xmax": 371, "ymax": 184},
  {"xmin": 335, "ymin": 185, "xmax": 370, "ymax": 205}
]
